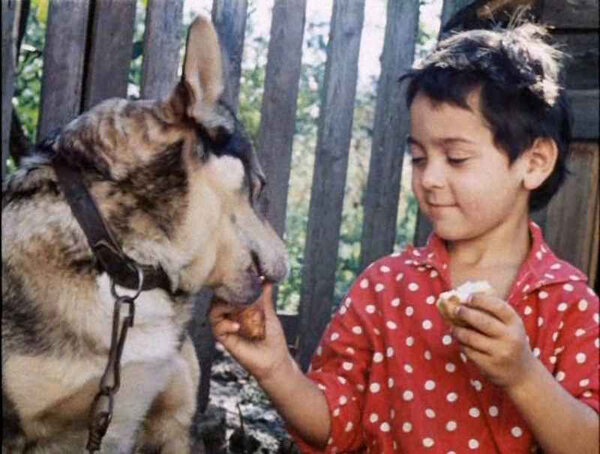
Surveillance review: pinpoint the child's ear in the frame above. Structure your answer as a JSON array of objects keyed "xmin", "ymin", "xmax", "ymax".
[{"xmin": 522, "ymin": 138, "xmax": 558, "ymax": 190}]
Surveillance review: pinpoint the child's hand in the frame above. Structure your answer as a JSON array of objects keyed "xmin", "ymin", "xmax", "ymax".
[
  {"xmin": 209, "ymin": 284, "xmax": 293, "ymax": 383},
  {"xmin": 451, "ymin": 293, "xmax": 536, "ymax": 389}
]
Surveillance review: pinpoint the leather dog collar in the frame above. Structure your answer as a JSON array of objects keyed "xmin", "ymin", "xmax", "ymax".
[{"xmin": 52, "ymin": 157, "xmax": 173, "ymax": 294}]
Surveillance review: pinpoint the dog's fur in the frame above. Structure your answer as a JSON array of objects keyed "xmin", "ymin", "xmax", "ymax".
[{"xmin": 2, "ymin": 17, "xmax": 288, "ymax": 453}]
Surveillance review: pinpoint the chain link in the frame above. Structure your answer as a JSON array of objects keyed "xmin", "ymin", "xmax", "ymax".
[{"xmin": 87, "ymin": 273, "xmax": 141, "ymax": 453}]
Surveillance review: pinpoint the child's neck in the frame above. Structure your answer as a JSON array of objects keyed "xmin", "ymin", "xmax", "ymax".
[{"xmin": 447, "ymin": 214, "xmax": 531, "ymax": 299}]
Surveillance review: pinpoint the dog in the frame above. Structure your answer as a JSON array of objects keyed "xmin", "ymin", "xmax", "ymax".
[{"xmin": 2, "ymin": 16, "xmax": 288, "ymax": 453}]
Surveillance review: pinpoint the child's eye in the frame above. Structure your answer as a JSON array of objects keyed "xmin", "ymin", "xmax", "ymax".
[
  {"xmin": 447, "ymin": 157, "xmax": 468, "ymax": 165},
  {"xmin": 411, "ymin": 156, "xmax": 426, "ymax": 167}
]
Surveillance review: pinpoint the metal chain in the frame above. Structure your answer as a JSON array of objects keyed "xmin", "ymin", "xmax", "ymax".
[{"xmin": 86, "ymin": 268, "xmax": 143, "ymax": 453}]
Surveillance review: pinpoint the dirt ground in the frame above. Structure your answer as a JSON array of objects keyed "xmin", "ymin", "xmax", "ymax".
[{"xmin": 195, "ymin": 344, "xmax": 301, "ymax": 454}]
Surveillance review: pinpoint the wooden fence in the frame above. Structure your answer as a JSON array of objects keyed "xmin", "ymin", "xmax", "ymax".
[{"xmin": 2, "ymin": 0, "xmax": 599, "ymax": 411}]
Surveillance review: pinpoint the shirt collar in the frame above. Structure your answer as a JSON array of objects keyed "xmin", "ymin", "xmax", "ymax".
[{"xmin": 408, "ymin": 220, "xmax": 588, "ymax": 297}]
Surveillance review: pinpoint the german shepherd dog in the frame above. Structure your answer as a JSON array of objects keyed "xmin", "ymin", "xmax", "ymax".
[{"xmin": 2, "ymin": 17, "xmax": 288, "ymax": 453}]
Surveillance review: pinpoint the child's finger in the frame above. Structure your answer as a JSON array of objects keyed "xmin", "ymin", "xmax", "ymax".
[
  {"xmin": 456, "ymin": 304, "xmax": 505, "ymax": 337},
  {"xmin": 212, "ymin": 319, "xmax": 241, "ymax": 338},
  {"xmin": 468, "ymin": 293, "xmax": 516, "ymax": 324}
]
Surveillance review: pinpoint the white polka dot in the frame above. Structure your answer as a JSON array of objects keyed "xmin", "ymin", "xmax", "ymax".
[
  {"xmin": 345, "ymin": 297, "xmax": 351, "ymax": 307},
  {"xmin": 339, "ymin": 395, "xmax": 348, "ymax": 405},
  {"xmin": 352, "ymin": 326, "xmax": 363, "ymax": 335},
  {"xmin": 425, "ymin": 408, "xmax": 436, "ymax": 418},
  {"xmin": 469, "ymin": 407, "xmax": 480, "ymax": 418},
  {"xmin": 406, "ymin": 336, "xmax": 415, "ymax": 346},
  {"xmin": 396, "ymin": 273, "xmax": 404, "ymax": 281},
  {"xmin": 369, "ymin": 413, "xmax": 379, "ymax": 423},
  {"xmin": 536, "ymin": 251, "xmax": 543, "ymax": 260},
  {"xmin": 387, "ymin": 347, "xmax": 394, "ymax": 357},
  {"xmin": 524, "ymin": 306, "xmax": 533, "ymax": 315},
  {"xmin": 539, "ymin": 291, "xmax": 549, "ymax": 299},
  {"xmin": 375, "ymin": 283, "xmax": 385, "ymax": 292},
  {"xmin": 575, "ymin": 328, "xmax": 586, "ymax": 337},
  {"xmin": 380, "ymin": 422, "xmax": 391, "ymax": 432},
  {"xmin": 404, "ymin": 364, "xmax": 413, "ymax": 373},
  {"xmin": 370, "ymin": 383, "xmax": 381, "ymax": 393},
  {"xmin": 595, "ymin": 313, "xmax": 599, "ymax": 324},
  {"xmin": 424, "ymin": 380, "xmax": 436, "ymax": 391},
  {"xmin": 442, "ymin": 335, "xmax": 453, "ymax": 345},
  {"xmin": 316, "ymin": 346, "xmax": 323, "ymax": 356},
  {"xmin": 390, "ymin": 409, "xmax": 395, "ymax": 420},
  {"xmin": 489, "ymin": 406, "xmax": 499, "ymax": 417},
  {"xmin": 460, "ymin": 352, "xmax": 468, "ymax": 363},
  {"xmin": 468, "ymin": 439, "xmax": 480, "ymax": 449},
  {"xmin": 557, "ymin": 302, "xmax": 568, "ymax": 312},
  {"xmin": 413, "ymin": 249, "xmax": 421, "ymax": 256},
  {"xmin": 380, "ymin": 265, "xmax": 390, "ymax": 273},
  {"xmin": 423, "ymin": 320, "xmax": 433, "ymax": 330},
  {"xmin": 403, "ymin": 390, "xmax": 414, "ymax": 401},
  {"xmin": 373, "ymin": 352, "xmax": 384, "ymax": 363},
  {"xmin": 430, "ymin": 270, "xmax": 438, "ymax": 278},
  {"xmin": 387, "ymin": 321, "xmax": 397, "ymax": 330},
  {"xmin": 423, "ymin": 438, "xmax": 434, "ymax": 448},
  {"xmin": 445, "ymin": 362, "xmax": 456, "ymax": 372},
  {"xmin": 405, "ymin": 306, "xmax": 414, "ymax": 316},
  {"xmin": 346, "ymin": 347, "xmax": 355, "ymax": 355},
  {"xmin": 339, "ymin": 305, "xmax": 348, "ymax": 315},
  {"xmin": 533, "ymin": 348, "xmax": 541, "ymax": 357},
  {"xmin": 578, "ymin": 299, "xmax": 589, "ymax": 311},
  {"xmin": 365, "ymin": 304, "xmax": 376, "ymax": 314},
  {"xmin": 556, "ymin": 371, "xmax": 566, "ymax": 382},
  {"xmin": 373, "ymin": 328, "xmax": 381, "ymax": 336},
  {"xmin": 337, "ymin": 376, "xmax": 347, "ymax": 384},
  {"xmin": 388, "ymin": 378, "xmax": 394, "ymax": 388},
  {"xmin": 447, "ymin": 392, "xmax": 458, "ymax": 403},
  {"xmin": 576, "ymin": 353, "xmax": 587, "ymax": 364},
  {"xmin": 551, "ymin": 263, "xmax": 562, "ymax": 270},
  {"xmin": 345, "ymin": 422, "xmax": 353, "ymax": 432},
  {"xmin": 446, "ymin": 421, "xmax": 457, "ymax": 431},
  {"xmin": 318, "ymin": 384, "xmax": 326, "ymax": 391},
  {"xmin": 563, "ymin": 284, "xmax": 574, "ymax": 292},
  {"xmin": 424, "ymin": 350, "xmax": 432, "ymax": 360},
  {"xmin": 471, "ymin": 380, "xmax": 483, "ymax": 391},
  {"xmin": 342, "ymin": 362, "xmax": 353, "ymax": 371},
  {"xmin": 426, "ymin": 296, "xmax": 436, "ymax": 305},
  {"xmin": 595, "ymin": 338, "xmax": 599, "ymax": 348},
  {"xmin": 580, "ymin": 378, "xmax": 590, "ymax": 387},
  {"xmin": 332, "ymin": 408, "xmax": 340, "ymax": 417},
  {"xmin": 550, "ymin": 356, "xmax": 557, "ymax": 364},
  {"xmin": 357, "ymin": 384, "xmax": 365, "ymax": 392},
  {"xmin": 511, "ymin": 427, "xmax": 523, "ymax": 438},
  {"xmin": 537, "ymin": 317, "xmax": 544, "ymax": 327},
  {"xmin": 360, "ymin": 279, "xmax": 369, "ymax": 289},
  {"xmin": 391, "ymin": 298, "xmax": 400, "ymax": 307},
  {"xmin": 408, "ymin": 283, "xmax": 419, "ymax": 292},
  {"xmin": 402, "ymin": 422, "xmax": 412, "ymax": 433},
  {"xmin": 331, "ymin": 332, "xmax": 340, "ymax": 341}
]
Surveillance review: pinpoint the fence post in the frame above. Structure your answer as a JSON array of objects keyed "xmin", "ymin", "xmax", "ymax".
[
  {"xmin": 212, "ymin": 0, "xmax": 248, "ymax": 112},
  {"xmin": 37, "ymin": 0, "xmax": 91, "ymax": 141},
  {"xmin": 1, "ymin": 0, "xmax": 17, "ymax": 180},
  {"xmin": 297, "ymin": 0, "xmax": 366, "ymax": 371},
  {"xmin": 140, "ymin": 0, "xmax": 183, "ymax": 101},
  {"xmin": 359, "ymin": 0, "xmax": 420, "ymax": 270},
  {"xmin": 82, "ymin": 0, "xmax": 136, "ymax": 110}
]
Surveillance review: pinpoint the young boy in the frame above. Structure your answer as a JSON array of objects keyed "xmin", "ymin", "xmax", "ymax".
[{"xmin": 209, "ymin": 24, "xmax": 599, "ymax": 453}]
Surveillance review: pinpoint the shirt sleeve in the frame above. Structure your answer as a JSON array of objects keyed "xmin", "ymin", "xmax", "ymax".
[
  {"xmin": 291, "ymin": 271, "xmax": 376, "ymax": 453},
  {"xmin": 554, "ymin": 284, "xmax": 599, "ymax": 413}
]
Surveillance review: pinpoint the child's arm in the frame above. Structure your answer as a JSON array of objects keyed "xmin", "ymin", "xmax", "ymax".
[
  {"xmin": 452, "ymin": 293, "xmax": 599, "ymax": 454},
  {"xmin": 209, "ymin": 285, "xmax": 331, "ymax": 448}
]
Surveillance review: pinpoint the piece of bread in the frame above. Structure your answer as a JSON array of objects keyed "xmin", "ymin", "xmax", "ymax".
[
  {"xmin": 436, "ymin": 281, "xmax": 493, "ymax": 326},
  {"xmin": 228, "ymin": 302, "xmax": 266, "ymax": 341}
]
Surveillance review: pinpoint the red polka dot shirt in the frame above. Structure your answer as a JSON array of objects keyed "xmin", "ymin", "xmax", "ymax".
[{"xmin": 292, "ymin": 222, "xmax": 599, "ymax": 453}]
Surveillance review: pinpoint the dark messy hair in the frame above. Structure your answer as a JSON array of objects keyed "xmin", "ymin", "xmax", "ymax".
[{"xmin": 403, "ymin": 23, "xmax": 572, "ymax": 212}]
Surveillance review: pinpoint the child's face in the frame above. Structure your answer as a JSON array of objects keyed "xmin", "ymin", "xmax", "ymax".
[{"xmin": 409, "ymin": 90, "xmax": 530, "ymax": 242}]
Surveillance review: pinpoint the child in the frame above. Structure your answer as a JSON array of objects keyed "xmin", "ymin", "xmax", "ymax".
[{"xmin": 209, "ymin": 24, "xmax": 599, "ymax": 453}]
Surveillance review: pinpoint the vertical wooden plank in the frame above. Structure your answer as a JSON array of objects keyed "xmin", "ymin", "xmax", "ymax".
[
  {"xmin": 38, "ymin": 0, "xmax": 91, "ymax": 141},
  {"xmin": 256, "ymin": 0, "xmax": 307, "ymax": 238},
  {"xmin": 545, "ymin": 143, "xmax": 599, "ymax": 281},
  {"xmin": 359, "ymin": 0, "xmax": 420, "ymax": 269},
  {"xmin": 140, "ymin": 0, "xmax": 184, "ymax": 101},
  {"xmin": 297, "ymin": 0, "xmax": 365, "ymax": 371},
  {"xmin": 82, "ymin": 0, "xmax": 136, "ymax": 110},
  {"xmin": 2, "ymin": 0, "xmax": 17, "ymax": 179},
  {"xmin": 211, "ymin": 0, "xmax": 248, "ymax": 112}
]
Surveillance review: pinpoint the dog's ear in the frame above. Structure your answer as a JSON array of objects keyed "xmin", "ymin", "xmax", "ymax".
[{"xmin": 170, "ymin": 16, "xmax": 224, "ymax": 127}]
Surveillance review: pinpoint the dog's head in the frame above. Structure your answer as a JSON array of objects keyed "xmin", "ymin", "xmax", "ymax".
[{"xmin": 50, "ymin": 17, "xmax": 288, "ymax": 305}]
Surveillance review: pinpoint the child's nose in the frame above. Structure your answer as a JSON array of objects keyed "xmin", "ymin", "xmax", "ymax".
[{"xmin": 420, "ymin": 159, "xmax": 446, "ymax": 189}]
